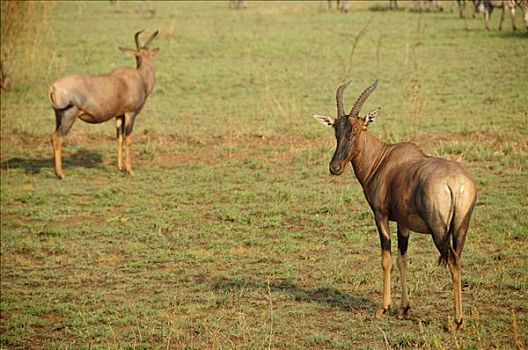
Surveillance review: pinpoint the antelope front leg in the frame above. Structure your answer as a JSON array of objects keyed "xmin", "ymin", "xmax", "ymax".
[
  {"xmin": 375, "ymin": 215, "xmax": 392, "ymax": 318},
  {"xmin": 124, "ymin": 134, "xmax": 133, "ymax": 175},
  {"xmin": 116, "ymin": 116, "xmax": 124, "ymax": 171},
  {"xmin": 484, "ymin": 10, "xmax": 491, "ymax": 30},
  {"xmin": 123, "ymin": 113, "xmax": 135, "ymax": 175},
  {"xmin": 498, "ymin": 6, "xmax": 506, "ymax": 30},
  {"xmin": 397, "ymin": 224, "xmax": 411, "ymax": 317},
  {"xmin": 51, "ymin": 132, "xmax": 64, "ymax": 179},
  {"xmin": 509, "ymin": 6, "xmax": 517, "ymax": 31}
]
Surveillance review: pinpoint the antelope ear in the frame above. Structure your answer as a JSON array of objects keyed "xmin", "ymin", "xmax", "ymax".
[
  {"xmin": 150, "ymin": 48, "xmax": 160, "ymax": 57},
  {"xmin": 119, "ymin": 47, "xmax": 138, "ymax": 57},
  {"xmin": 313, "ymin": 114, "xmax": 335, "ymax": 128},
  {"xmin": 363, "ymin": 107, "xmax": 381, "ymax": 129}
]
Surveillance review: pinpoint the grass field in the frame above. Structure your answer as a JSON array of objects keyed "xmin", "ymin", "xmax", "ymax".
[{"xmin": 1, "ymin": 1, "xmax": 527, "ymax": 349}]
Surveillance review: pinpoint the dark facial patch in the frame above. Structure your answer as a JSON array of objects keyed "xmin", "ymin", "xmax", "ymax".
[
  {"xmin": 329, "ymin": 116, "xmax": 367, "ymax": 175},
  {"xmin": 329, "ymin": 116, "xmax": 355, "ymax": 174}
]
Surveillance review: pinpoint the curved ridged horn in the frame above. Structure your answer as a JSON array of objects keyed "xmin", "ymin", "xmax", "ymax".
[
  {"xmin": 134, "ymin": 29, "xmax": 145, "ymax": 49},
  {"xmin": 144, "ymin": 30, "xmax": 159, "ymax": 48},
  {"xmin": 336, "ymin": 80, "xmax": 352, "ymax": 118},
  {"xmin": 349, "ymin": 79, "xmax": 378, "ymax": 117}
]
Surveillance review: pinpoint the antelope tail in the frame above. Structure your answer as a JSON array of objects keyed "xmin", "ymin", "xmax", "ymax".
[
  {"xmin": 48, "ymin": 85, "xmax": 73, "ymax": 111},
  {"xmin": 438, "ymin": 186, "xmax": 457, "ymax": 266},
  {"xmin": 48, "ymin": 85, "xmax": 57, "ymax": 107}
]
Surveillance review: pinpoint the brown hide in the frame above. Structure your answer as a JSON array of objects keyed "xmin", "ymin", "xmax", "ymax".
[{"xmin": 314, "ymin": 81, "xmax": 477, "ymax": 328}]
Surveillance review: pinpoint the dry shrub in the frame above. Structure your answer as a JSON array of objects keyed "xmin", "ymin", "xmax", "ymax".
[{"xmin": 1, "ymin": 1, "xmax": 56, "ymax": 92}]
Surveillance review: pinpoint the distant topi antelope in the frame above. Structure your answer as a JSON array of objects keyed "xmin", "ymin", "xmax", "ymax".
[
  {"xmin": 313, "ymin": 80, "xmax": 477, "ymax": 328},
  {"xmin": 48, "ymin": 30, "xmax": 159, "ymax": 179}
]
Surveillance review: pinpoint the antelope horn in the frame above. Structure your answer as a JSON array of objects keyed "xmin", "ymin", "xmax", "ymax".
[
  {"xmin": 336, "ymin": 80, "xmax": 352, "ymax": 118},
  {"xmin": 144, "ymin": 30, "xmax": 159, "ymax": 48},
  {"xmin": 349, "ymin": 79, "xmax": 378, "ymax": 117},
  {"xmin": 134, "ymin": 29, "xmax": 145, "ymax": 49}
]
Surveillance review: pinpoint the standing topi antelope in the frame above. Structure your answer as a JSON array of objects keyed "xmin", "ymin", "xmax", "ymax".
[
  {"xmin": 48, "ymin": 30, "xmax": 159, "ymax": 179},
  {"xmin": 313, "ymin": 80, "xmax": 477, "ymax": 328},
  {"xmin": 479, "ymin": 0, "xmax": 524, "ymax": 30}
]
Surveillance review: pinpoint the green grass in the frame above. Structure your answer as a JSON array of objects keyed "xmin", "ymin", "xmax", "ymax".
[{"xmin": 1, "ymin": 1, "xmax": 527, "ymax": 349}]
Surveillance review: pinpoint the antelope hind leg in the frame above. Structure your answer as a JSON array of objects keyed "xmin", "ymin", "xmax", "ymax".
[
  {"xmin": 51, "ymin": 133, "xmax": 64, "ymax": 179},
  {"xmin": 448, "ymin": 257, "xmax": 463, "ymax": 329},
  {"xmin": 51, "ymin": 107, "xmax": 78, "ymax": 179}
]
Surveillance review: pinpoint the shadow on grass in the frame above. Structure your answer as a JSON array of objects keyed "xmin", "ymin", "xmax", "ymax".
[
  {"xmin": 1, "ymin": 148, "xmax": 104, "ymax": 175},
  {"xmin": 453, "ymin": 27, "xmax": 528, "ymax": 38},
  {"xmin": 490, "ymin": 30, "xmax": 528, "ymax": 39},
  {"xmin": 368, "ymin": 4, "xmax": 404, "ymax": 12},
  {"xmin": 212, "ymin": 277, "xmax": 376, "ymax": 312}
]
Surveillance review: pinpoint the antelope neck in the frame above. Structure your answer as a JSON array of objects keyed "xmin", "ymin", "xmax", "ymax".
[
  {"xmin": 350, "ymin": 131, "xmax": 389, "ymax": 187},
  {"xmin": 138, "ymin": 58, "xmax": 156, "ymax": 95}
]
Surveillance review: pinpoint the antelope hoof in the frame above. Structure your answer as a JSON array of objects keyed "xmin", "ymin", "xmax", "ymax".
[
  {"xmin": 398, "ymin": 305, "xmax": 411, "ymax": 318},
  {"xmin": 375, "ymin": 306, "xmax": 390, "ymax": 318},
  {"xmin": 55, "ymin": 171, "xmax": 64, "ymax": 180},
  {"xmin": 124, "ymin": 168, "xmax": 134, "ymax": 176},
  {"xmin": 455, "ymin": 318, "xmax": 463, "ymax": 330}
]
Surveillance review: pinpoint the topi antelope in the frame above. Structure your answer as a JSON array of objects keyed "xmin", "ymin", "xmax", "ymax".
[
  {"xmin": 480, "ymin": 0, "xmax": 519, "ymax": 30},
  {"xmin": 313, "ymin": 80, "xmax": 477, "ymax": 328},
  {"xmin": 48, "ymin": 30, "xmax": 159, "ymax": 179},
  {"xmin": 327, "ymin": 0, "xmax": 350, "ymax": 12},
  {"xmin": 457, "ymin": 0, "xmax": 481, "ymax": 18}
]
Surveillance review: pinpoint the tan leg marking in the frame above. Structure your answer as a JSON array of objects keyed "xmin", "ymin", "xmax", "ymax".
[
  {"xmin": 376, "ymin": 249, "xmax": 392, "ymax": 317},
  {"xmin": 397, "ymin": 251, "xmax": 411, "ymax": 317},
  {"xmin": 125, "ymin": 134, "xmax": 133, "ymax": 175},
  {"xmin": 375, "ymin": 216, "xmax": 392, "ymax": 318},
  {"xmin": 448, "ymin": 258, "xmax": 463, "ymax": 329},
  {"xmin": 123, "ymin": 113, "xmax": 134, "ymax": 175}
]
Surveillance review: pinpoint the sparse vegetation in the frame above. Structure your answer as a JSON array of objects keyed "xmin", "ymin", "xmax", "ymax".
[
  {"xmin": 1, "ymin": 1, "xmax": 527, "ymax": 349},
  {"xmin": 0, "ymin": 1, "xmax": 57, "ymax": 91}
]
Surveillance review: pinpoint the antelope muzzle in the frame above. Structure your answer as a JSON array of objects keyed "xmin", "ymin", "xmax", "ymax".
[{"xmin": 329, "ymin": 160, "xmax": 345, "ymax": 176}]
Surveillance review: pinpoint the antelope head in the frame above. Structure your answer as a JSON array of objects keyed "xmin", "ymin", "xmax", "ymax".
[
  {"xmin": 119, "ymin": 29, "xmax": 160, "ymax": 67},
  {"xmin": 313, "ymin": 80, "xmax": 381, "ymax": 175}
]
